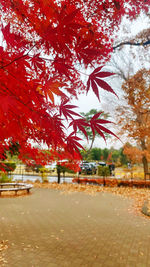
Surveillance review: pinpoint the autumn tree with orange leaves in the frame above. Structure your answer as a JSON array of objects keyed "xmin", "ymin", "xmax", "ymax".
[
  {"xmin": 0, "ymin": 0, "xmax": 149, "ymax": 170},
  {"xmin": 117, "ymin": 69, "xmax": 150, "ymax": 176},
  {"xmin": 123, "ymin": 143, "xmax": 143, "ymax": 164}
]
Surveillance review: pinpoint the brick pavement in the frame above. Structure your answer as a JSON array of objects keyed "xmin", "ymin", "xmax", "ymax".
[{"xmin": 0, "ymin": 188, "xmax": 150, "ymax": 266}]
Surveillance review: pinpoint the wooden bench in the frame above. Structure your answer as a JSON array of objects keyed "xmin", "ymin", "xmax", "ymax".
[{"xmin": 0, "ymin": 183, "xmax": 33, "ymax": 195}]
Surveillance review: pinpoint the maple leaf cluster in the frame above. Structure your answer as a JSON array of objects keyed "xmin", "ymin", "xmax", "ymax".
[{"xmin": 0, "ymin": 0, "xmax": 149, "ymax": 168}]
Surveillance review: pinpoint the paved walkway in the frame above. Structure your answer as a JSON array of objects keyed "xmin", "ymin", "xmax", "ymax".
[{"xmin": 0, "ymin": 188, "xmax": 150, "ymax": 266}]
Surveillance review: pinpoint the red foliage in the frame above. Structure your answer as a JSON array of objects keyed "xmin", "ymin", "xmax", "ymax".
[
  {"xmin": 90, "ymin": 112, "xmax": 118, "ymax": 141},
  {"xmin": 0, "ymin": 1, "xmax": 149, "ymax": 168},
  {"xmin": 87, "ymin": 67, "xmax": 116, "ymax": 100},
  {"xmin": 73, "ymin": 178, "xmax": 150, "ymax": 188}
]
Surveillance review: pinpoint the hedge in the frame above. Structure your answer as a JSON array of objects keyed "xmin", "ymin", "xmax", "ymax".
[{"xmin": 72, "ymin": 178, "xmax": 150, "ymax": 188}]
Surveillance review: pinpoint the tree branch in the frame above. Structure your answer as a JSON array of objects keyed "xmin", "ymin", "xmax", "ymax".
[
  {"xmin": 0, "ymin": 44, "xmax": 37, "ymax": 69},
  {"xmin": 113, "ymin": 39, "xmax": 150, "ymax": 50}
]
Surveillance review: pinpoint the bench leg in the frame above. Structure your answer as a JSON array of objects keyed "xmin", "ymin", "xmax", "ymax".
[{"xmin": 15, "ymin": 190, "xmax": 18, "ymax": 195}]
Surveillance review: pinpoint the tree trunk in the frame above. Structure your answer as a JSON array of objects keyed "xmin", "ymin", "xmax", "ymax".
[
  {"xmin": 141, "ymin": 140, "xmax": 149, "ymax": 179},
  {"xmin": 57, "ymin": 166, "xmax": 61, "ymax": 184},
  {"xmin": 89, "ymin": 136, "xmax": 95, "ymax": 151},
  {"xmin": 103, "ymin": 176, "xmax": 106, "ymax": 186},
  {"xmin": 142, "ymin": 155, "xmax": 148, "ymax": 179},
  {"xmin": 57, "ymin": 170, "xmax": 61, "ymax": 183}
]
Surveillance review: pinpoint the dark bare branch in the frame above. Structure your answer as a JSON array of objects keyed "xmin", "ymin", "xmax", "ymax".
[{"xmin": 113, "ymin": 39, "xmax": 150, "ymax": 50}]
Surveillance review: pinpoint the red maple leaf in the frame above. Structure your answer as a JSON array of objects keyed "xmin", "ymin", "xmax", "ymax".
[
  {"xmin": 59, "ymin": 99, "xmax": 80, "ymax": 120},
  {"xmin": 66, "ymin": 133, "xmax": 84, "ymax": 153},
  {"xmin": 87, "ymin": 66, "xmax": 117, "ymax": 100},
  {"xmin": 30, "ymin": 54, "xmax": 44, "ymax": 72},
  {"xmin": 0, "ymin": 95, "xmax": 16, "ymax": 113},
  {"xmin": 90, "ymin": 112, "xmax": 118, "ymax": 142},
  {"xmin": 60, "ymin": 8, "xmax": 80, "ymax": 25},
  {"xmin": 37, "ymin": 79, "xmax": 67, "ymax": 103},
  {"xmin": 2, "ymin": 23, "xmax": 28, "ymax": 48},
  {"xmin": 53, "ymin": 57, "xmax": 73, "ymax": 78},
  {"xmin": 69, "ymin": 118, "xmax": 89, "ymax": 140}
]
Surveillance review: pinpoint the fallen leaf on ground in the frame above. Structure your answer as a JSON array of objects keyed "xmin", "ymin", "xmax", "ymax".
[{"xmin": 33, "ymin": 182, "xmax": 150, "ymax": 218}]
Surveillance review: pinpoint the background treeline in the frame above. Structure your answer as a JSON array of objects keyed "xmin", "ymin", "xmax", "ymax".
[{"xmin": 80, "ymin": 147, "xmax": 128, "ymax": 167}]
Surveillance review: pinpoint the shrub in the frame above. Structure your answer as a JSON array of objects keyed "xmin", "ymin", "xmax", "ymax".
[
  {"xmin": 39, "ymin": 170, "xmax": 48, "ymax": 183},
  {"xmin": 88, "ymin": 179, "xmax": 99, "ymax": 185},
  {"xmin": 57, "ymin": 165, "xmax": 75, "ymax": 175},
  {"xmin": 72, "ymin": 178, "xmax": 78, "ymax": 183},
  {"xmin": 105, "ymin": 179, "xmax": 118, "ymax": 187},
  {"xmin": 0, "ymin": 173, "xmax": 12, "ymax": 183},
  {"xmin": 39, "ymin": 167, "xmax": 49, "ymax": 173},
  {"xmin": 79, "ymin": 178, "xmax": 88, "ymax": 184},
  {"xmin": 96, "ymin": 178, "xmax": 104, "ymax": 185},
  {"xmin": 97, "ymin": 166, "xmax": 110, "ymax": 177}
]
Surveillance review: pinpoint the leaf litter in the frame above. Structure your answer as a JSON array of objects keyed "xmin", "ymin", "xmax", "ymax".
[
  {"xmin": 34, "ymin": 182, "xmax": 150, "ymax": 218},
  {"xmin": 0, "ymin": 240, "xmax": 8, "ymax": 265}
]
